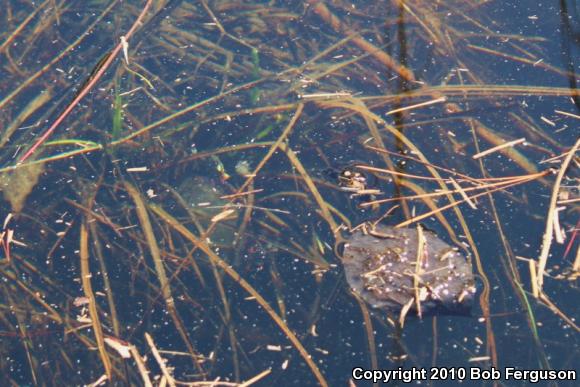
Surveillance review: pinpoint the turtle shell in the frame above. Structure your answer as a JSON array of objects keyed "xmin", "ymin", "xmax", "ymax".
[{"xmin": 342, "ymin": 224, "xmax": 475, "ymax": 316}]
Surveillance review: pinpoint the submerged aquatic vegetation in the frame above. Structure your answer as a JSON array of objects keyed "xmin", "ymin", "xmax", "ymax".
[{"xmin": 0, "ymin": 0, "xmax": 578, "ymax": 385}]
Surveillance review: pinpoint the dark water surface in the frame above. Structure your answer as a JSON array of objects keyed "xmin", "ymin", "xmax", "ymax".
[{"xmin": 0, "ymin": 1, "xmax": 578, "ymax": 385}]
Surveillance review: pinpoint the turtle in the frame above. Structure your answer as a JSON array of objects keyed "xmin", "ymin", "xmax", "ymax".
[{"xmin": 341, "ymin": 223, "xmax": 476, "ymax": 317}]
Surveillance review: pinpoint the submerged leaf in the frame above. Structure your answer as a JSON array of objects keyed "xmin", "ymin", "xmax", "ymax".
[{"xmin": 0, "ymin": 163, "xmax": 45, "ymax": 212}]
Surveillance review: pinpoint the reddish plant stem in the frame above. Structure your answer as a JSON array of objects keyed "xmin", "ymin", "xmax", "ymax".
[{"xmin": 18, "ymin": 0, "xmax": 153, "ymax": 163}]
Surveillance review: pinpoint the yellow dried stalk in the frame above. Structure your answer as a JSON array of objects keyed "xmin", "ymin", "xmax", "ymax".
[
  {"xmin": 149, "ymin": 204, "xmax": 328, "ymax": 387},
  {"xmin": 536, "ymin": 139, "xmax": 580, "ymax": 294},
  {"xmin": 79, "ymin": 222, "xmax": 112, "ymax": 379},
  {"xmin": 124, "ymin": 182, "xmax": 206, "ymax": 377}
]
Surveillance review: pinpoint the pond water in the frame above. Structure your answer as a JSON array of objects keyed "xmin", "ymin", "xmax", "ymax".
[{"xmin": 0, "ymin": 1, "xmax": 578, "ymax": 386}]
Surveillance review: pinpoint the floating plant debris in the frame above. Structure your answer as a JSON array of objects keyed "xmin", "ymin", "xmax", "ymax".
[{"xmin": 342, "ymin": 224, "xmax": 476, "ymax": 317}]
